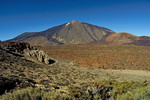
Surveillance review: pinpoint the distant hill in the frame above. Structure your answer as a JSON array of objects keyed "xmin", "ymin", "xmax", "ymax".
[
  {"xmin": 9, "ymin": 20, "xmax": 115, "ymax": 46},
  {"xmin": 9, "ymin": 20, "xmax": 150, "ymax": 46},
  {"xmin": 105, "ymin": 32, "xmax": 150, "ymax": 46},
  {"xmin": 131, "ymin": 36, "xmax": 150, "ymax": 46},
  {"xmin": 105, "ymin": 32, "xmax": 139, "ymax": 44}
]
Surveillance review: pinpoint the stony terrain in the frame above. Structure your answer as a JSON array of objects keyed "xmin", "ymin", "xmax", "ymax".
[
  {"xmin": 42, "ymin": 44, "xmax": 150, "ymax": 70},
  {"xmin": 0, "ymin": 42, "xmax": 150, "ymax": 100}
]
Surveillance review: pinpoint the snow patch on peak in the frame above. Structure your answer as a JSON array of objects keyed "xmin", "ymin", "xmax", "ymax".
[{"xmin": 65, "ymin": 23, "xmax": 70, "ymax": 26}]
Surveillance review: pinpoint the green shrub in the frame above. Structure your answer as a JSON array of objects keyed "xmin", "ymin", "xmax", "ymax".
[
  {"xmin": 117, "ymin": 91, "xmax": 134, "ymax": 100},
  {"xmin": 116, "ymin": 86, "xmax": 150, "ymax": 100},
  {"xmin": 0, "ymin": 81, "xmax": 149, "ymax": 100},
  {"xmin": 133, "ymin": 86, "xmax": 150, "ymax": 100},
  {"xmin": 0, "ymin": 87, "xmax": 43, "ymax": 100},
  {"xmin": 0, "ymin": 87, "xmax": 72, "ymax": 100}
]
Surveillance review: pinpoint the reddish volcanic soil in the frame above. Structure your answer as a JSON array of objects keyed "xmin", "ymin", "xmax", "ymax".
[{"xmin": 41, "ymin": 44, "xmax": 150, "ymax": 70}]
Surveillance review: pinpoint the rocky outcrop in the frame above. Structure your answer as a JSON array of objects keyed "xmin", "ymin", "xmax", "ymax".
[
  {"xmin": 0, "ymin": 41, "xmax": 55, "ymax": 64},
  {"xmin": 0, "ymin": 41, "xmax": 33, "ymax": 54},
  {"xmin": 24, "ymin": 49, "xmax": 55, "ymax": 64}
]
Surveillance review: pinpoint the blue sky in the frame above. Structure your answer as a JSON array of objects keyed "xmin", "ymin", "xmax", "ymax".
[{"xmin": 0, "ymin": 0, "xmax": 150, "ymax": 41}]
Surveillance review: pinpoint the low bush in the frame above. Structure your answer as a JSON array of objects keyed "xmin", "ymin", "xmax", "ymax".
[{"xmin": 0, "ymin": 81, "xmax": 149, "ymax": 100}]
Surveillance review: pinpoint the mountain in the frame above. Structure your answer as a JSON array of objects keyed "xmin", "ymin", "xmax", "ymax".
[
  {"xmin": 9, "ymin": 20, "xmax": 150, "ymax": 46},
  {"xmin": 105, "ymin": 32, "xmax": 150, "ymax": 46},
  {"xmin": 105, "ymin": 32, "xmax": 139, "ymax": 44},
  {"xmin": 10, "ymin": 20, "xmax": 115, "ymax": 46}
]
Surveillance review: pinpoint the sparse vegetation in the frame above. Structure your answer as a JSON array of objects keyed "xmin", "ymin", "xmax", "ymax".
[
  {"xmin": 0, "ymin": 81, "xmax": 150, "ymax": 100},
  {"xmin": 1, "ymin": 43, "xmax": 150, "ymax": 100},
  {"xmin": 42, "ymin": 44, "xmax": 150, "ymax": 70}
]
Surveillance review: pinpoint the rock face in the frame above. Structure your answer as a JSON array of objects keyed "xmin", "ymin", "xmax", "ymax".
[
  {"xmin": 24, "ymin": 49, "xmax": 55, "ymax": 64},
  {"xmin": 0, "ymin": 41, "xmax": 55, "ymax": 64}
]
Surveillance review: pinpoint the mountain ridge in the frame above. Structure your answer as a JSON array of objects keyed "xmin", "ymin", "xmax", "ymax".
[
  {"xmin": 10, "ymin": 20, "xmax": 115, "ymax": 46},
  {"xmin": 9, "ymin": 20, "xmax": 150, "ymax": 46}
]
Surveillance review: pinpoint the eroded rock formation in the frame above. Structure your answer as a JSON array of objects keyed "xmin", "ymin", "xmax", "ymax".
[
  {"xmin": 0, "ymin": 41, "xmax": 55, "ymax": 64},
  {"xmin": 0, "ymin": 41, "xmax": 33, "ymax": 53},
  {"xmin": 24, "ymin": 49, "xmax": 55, "ymax": 64}
]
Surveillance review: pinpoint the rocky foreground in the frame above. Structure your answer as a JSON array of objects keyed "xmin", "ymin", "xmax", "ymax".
[{"xmin": 0, "ymin": 42, "xmax": 150, "ymax": 100}]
